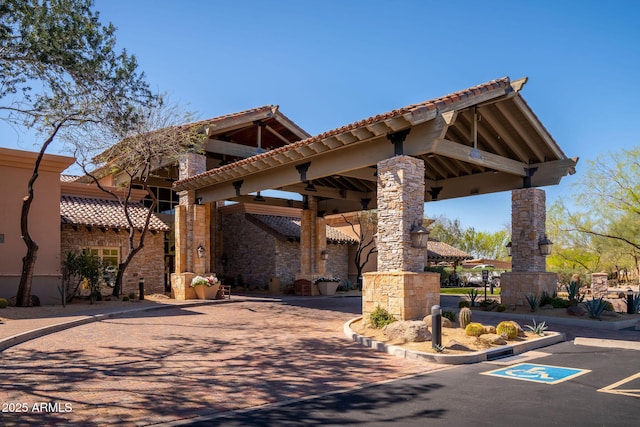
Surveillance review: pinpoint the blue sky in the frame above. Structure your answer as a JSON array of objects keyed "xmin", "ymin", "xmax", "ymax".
[{"xmin": 2, "ymin": 0, "xmax": 639, "ymax": 232}]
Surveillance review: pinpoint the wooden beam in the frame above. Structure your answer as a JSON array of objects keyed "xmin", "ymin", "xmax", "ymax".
[
  {"xmin": 512, "ymin": 96, "xmax": 565, "ymax": 159},
  {"xmin": 494, "ymin": 101, "xmax": 547, "ymax": 163},
  {"xmin": 204, "ymin": 108, "xmax": 275, "ymax": 136},
  {"xmin": 281, "ymin": 183, "xmax": 368, "ymax": 201},
  {"xmin": 206, "ymin": 139, "xmax": 266, "ymax": 158},
  {"xmin": 473, "ymin": 108, "xmax": 531, "ymax": 163},
  {"xmin": 435, "ymin": 140, "xmax": 528, "ymax": 177}
]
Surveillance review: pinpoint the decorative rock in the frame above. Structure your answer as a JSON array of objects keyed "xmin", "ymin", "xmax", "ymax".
[
  {"xmin": 382, "ymin": 321, "xmax": 431, "ymax": 343},
  {"xmin": 509, "ymin": 320, "xmax": 526, "ymax": 337},
  {"xmin": 446, "ymin": 340, "xmax": 473, "ymax": 351},
  {"xmin": 484, "ymin": 325, "xmax": 496, "ymax": 334},
  {"xmin": 567, "ymin": 306, "xmax": 586, "ymax": 316},
  {"xmin": 479, "ymin": 333, "xmax": 508, "ymax": 346},
  {"xmin": 423, "ymin": 314, "xmax": 453, "ymax": 328}
]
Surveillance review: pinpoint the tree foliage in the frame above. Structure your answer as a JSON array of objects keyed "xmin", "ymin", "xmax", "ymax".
[
  {"xmin": 76, "ymin": 100, "xmax": 205, "ymax": 296},
  {"xmin": 549, "ymin": 146, "xmax": 640, "ymax": 282},
  {"xmin": 429, "ymin": 216, "xmax": 510, "ymax": 260},
  {"xmin": 1, "ymin": 0, "xmax": 158, "ymax": 306}
]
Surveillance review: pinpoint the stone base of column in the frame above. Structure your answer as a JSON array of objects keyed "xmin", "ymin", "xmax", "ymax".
[
  {"xmin": 171, "ymin": 272, "xmax": 198, "ymax": 300},
  {"xmin": 500, "ymin": 272, "xmax": 557, "ymax": 307},
  {"xmin": 362, "ymin": 271, "xmax": 440, "ymax": 323}
]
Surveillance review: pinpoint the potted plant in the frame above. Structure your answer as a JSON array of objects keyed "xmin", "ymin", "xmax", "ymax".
[
  {"xmin": 314, "ymin": 277, "xmax": 341, "ymax": 296},
  {"xmin": 190, "ymin": 274, "xmax": 221, "ymax": 299}
]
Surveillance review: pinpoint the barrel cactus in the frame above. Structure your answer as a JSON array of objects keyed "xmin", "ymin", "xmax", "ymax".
[
  {"xmin": 496, "ymin": 321, "xmax": 518, "ymax": 339},
  {"xmin": 465, "ymin": 322, "xmax": 485, "ymax": 337},
  {"xmin": 458, "ymin": 307, "xmax": 472, "ymax": 329}
]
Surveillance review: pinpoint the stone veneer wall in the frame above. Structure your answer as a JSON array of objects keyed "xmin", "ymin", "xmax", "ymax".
[
  {"xmin": 591, "ymin": 272, "xmax": 608, "ymax": 298},
  {"xmin": 274, "ymin": 241, "xmax": 348, "ymax": 289},
  {"xmin": 222, "ymin": 212, "xmax": 277, "ymax": 287},
  {"xmin": 511, "ymin": 188, "xmax": 547, "ymax": 272},
  {"xmin": 376, "ymin": 156, "xmax": 425, "ymax": 272},
  {"xmin": 60, "ymin": 224, "xmax": 166, "ymax": 295},
  {"xmin": 362, "ymin": 272, "xmax": 440, "ymax": 322},
  {"xmin": 499, "ymin": 272, "xmax": 557, "ymax": 307}
]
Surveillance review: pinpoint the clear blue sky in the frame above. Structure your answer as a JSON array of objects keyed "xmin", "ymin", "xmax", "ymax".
[{"xmin": 2, "ymin": 0, "xmax": 639, "ymax": 232}]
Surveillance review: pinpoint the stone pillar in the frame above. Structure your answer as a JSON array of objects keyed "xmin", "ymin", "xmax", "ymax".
[
  {"xmin": 376, "ymin": 156, "xmax": 426, "ymax": 273},
  {"xmin": 363, "ymin": 155, "xmax": 439, "ymax": 321},
  {"xmin": 591, "ymin": 272, "xmax": 608, "ymax": 298},
  {"xmin": 501, "ymin": 188, "xmax": 557, "ymax": 306},
  {"xmin": 171, "ymin": 152, "xmax": 208, "ymax": 300},
  {"xmin": 315, "ymin": 215, "xmax": 327, "ymax": 275}
]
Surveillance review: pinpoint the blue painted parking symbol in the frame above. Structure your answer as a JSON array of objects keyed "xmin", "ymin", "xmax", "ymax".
[{"xmin": 482, "ymin": 363, "xmax": 591, "ymax": 384}]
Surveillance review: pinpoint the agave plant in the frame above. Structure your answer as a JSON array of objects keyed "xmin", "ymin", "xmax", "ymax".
[
  {"xmin": 583, "ymin": 297, "xmax": 608, "ymax": 320},
  {"xmin": 465, "ymin": 288, "xmax": 479, "ymax": 307},
  {"xmin": 625, "ymin": 293, "xmax": 640, "ymax": 314},
  {"xmin": 525, "ymin": 294, "xmax": 539, "ymax": 312},
  {"xmin": 525, "ymin": 319, "xmax": 548, "ymax": 336}
]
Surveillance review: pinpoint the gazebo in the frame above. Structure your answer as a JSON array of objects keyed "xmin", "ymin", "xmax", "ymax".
[{"xmin": 171, "ymin": 77, "xmax": 577, "ymax": 320}]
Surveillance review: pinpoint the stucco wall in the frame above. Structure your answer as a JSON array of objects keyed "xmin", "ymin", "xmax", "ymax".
[
  {"xmin": 60, "ymin": 225, "xmax": 166, "ymax": 295},
  {"xmin": 0, "ymin": 149, "xmax": 73, "ymax": 304}
]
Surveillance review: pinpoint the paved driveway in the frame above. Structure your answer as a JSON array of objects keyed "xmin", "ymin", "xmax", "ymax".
[{"xmin": 0, "ymin": 297, "xmax": 446, "ymax": 426}]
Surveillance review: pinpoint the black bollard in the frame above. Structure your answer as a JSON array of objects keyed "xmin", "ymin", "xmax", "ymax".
[
  {"xmin": 628, "ymin": 289, "xmax": 634, "ymax": 314},
  {"xmin": 139, "ymin": 278, "xmax": 145, "ymax": 301},
  {"xmin": 432, "ymin": 305, "xmax": 442, "ymax": 349}
]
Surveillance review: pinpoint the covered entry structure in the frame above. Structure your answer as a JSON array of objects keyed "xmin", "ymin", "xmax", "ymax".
[{"xmin": 172, "ymin": 77, "xmax": 577, "ymax": 320}]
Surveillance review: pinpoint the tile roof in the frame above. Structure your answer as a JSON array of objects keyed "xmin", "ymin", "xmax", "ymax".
[
  {"xmin": 175, "ymin": 77, "xmax": 512, "ymax": 189},
  {"xmin": 60, "ymin": 195, "xmax": 170, "ymax": 231},
  {"xmin": 245, "ymin": 214, "xmax": 356, "ymax": 244},
  {"xmin": 426, "ymin": 240, "xmax": 473, "ymax": 261},
  {"xmin": 60, "ymin": 174, "xmax": 81, "ymax": 182}
]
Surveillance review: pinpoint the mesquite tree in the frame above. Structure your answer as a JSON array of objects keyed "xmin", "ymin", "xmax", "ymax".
[
  {"xmin": 1, "ymin": 0, "xmax": 158, "ymax": 306},
  {"xmin": 343, "ymin": 211, "xmax": 377, "ymax": 288}
]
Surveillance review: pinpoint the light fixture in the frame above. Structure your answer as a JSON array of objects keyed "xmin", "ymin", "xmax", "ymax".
[
  {"xmin": 321, "ymin": 249, "xmax": 329, "ymax": 261},
  {"xmin": 538, "ymin": 234, "xmax": 553, "ymax": 256},
  {"xmin": 196, "ymin": 243, "xmax": 206, "ymax": 259},
  {"xmin": 254, "ymin": 192, "xmax": 265, "ymax": 202},
  {"xmin": 409, "ymin": 223, "xmax": 429, "ymax": 248},
  {"xmin": 506, "ymin": 242, "xmax": 512, "ymax": 257},
  {"xmin": 304, "ymin": 181, "xmax": 317, "ymax": 192}
]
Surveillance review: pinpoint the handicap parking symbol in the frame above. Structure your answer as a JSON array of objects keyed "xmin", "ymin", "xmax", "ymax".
[{"xmin": 482, "ymin": 363, "xmax": 591, "ymax": 384}]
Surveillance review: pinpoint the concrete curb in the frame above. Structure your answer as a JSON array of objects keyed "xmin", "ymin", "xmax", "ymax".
[
  {"xmin": 0, "ymin": 299, "xmax": 237, "ymax": 352},
  {"xmin": 343, "ymin": 317, "xmax": 566, "ymax": 365},
  {"xmin": 574, "ymin": 337, "xmax": 640, "ymax": 351}
]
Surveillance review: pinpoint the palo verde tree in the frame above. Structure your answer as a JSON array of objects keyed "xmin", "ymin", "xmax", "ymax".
[
  {"xmin": 342, "ymin": 211, "xmax": 377, "ymax": 287},
  {"xmin": 551, "ymin": 146, "xmax": 640, "ymax": 280},
  {"xmin": 76, "ymin": 101, "xmax": 204, "ymax": 297},
  {"xmin": 1, "ymin": 0, "xmax": 158, "ymax": 306}
]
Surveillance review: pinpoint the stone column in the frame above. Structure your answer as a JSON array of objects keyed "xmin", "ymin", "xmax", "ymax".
[
  {"xmin": 171, "ymin": 152, "xmax": 208, "ymax": 300},
  {"xmin": 501, "ymin": 188, "xmax": 557, "ymax": 306},
  {"xmin": 362, "ymin": 155, "xmax": 439, "ymax": 322},
  {"xmin": 315, "ymin": 215, "xmax": 327, "ymax": 275}
]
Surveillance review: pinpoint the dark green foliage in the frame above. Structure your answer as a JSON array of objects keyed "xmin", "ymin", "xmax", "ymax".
[
  {"xmin": 626, "ymin": 293, "xmax": 640, "ymax": 314},
  {"xmin": 604, "ymin": 301, "xmax": 614, "ymax": 312},
  {"xmin": 496, "ymin": 304, "xmax": 506, "ymax": 312},
  {"xmin": 122, "ymin": 296, "xmax": 129, "ymax": 302},
  {"xmin": 584, "ymin": 297, "xmax": 608, "ymax": 320},
  {"xmin": 425, "ymin": 266, "xmax": 450, "ymax": 285},
  {"xmin": 540, "ymin": 291, "xmax": 555, "ymax": 307},
  {"xmin": 442, "ymin": 310, "xmax": 456, "ymax": 322},
  {"xmin": 479, "ymin": 299, "xmax": 497, "ymax": 311},
  {"xmin": 525, "ymin": 294, "xmax": 539, "ymax": 312},
  {"xmin": 62, "ymin": 251, "xmax": 105, "ymax": 304},
  {"xmin": 465, "ymin": 288, "xmax": 479, "ymax": 307},
  {"xmin": 566, "ymin": 280, "xmax": 585, "ymax": 306},
  {"xmin": 551, "ymin": 297, "xmax": 571, "ymax": 309},
  {"xmin": 128, "ymin": 292, "xmax": 136, "ymax": 300},
  {"xmin": 458, "ymin": 300, "xmax": 470, "ymax": 309},
  {"xmin": 370, "ymin": 305, "xmax": 396, "ymax": 329},
  {"xmin": 0, "ymin": 298, "xmax": 8, "ymax": 308}
]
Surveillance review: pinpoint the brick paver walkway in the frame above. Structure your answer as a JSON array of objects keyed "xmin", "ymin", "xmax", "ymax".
[{"xmin": 0, "ymin": 298, "xmax": 448, "ymax": 426}]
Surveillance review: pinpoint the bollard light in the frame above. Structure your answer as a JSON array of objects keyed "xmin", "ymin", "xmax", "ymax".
[
  {"xmin": 139, "ymin": 278, "xmax": 145, "ymax": 301},
  {"xmin": 431, "ymin": 305, "xmax": 442, "ymax": 349},
  {"xmin": 628, "ymin": 289, "xmax": 634, "ymax": 315}
]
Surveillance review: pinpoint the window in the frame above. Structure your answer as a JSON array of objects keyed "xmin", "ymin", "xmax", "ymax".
[{"xmin": 83, "ymin": 247, "xmax": 119, "ymax": 288}]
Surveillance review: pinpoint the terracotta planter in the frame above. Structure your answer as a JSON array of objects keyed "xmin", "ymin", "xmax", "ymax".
[
  {"xmin": 193, "ymin": 283, "xmax": 220, "ymax": 300},
  {"xmin": 317, "ymin": 281, "xmax": 339, "ymax": 296}
]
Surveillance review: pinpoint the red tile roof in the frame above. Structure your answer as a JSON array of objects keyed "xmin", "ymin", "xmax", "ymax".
[
  {"xmin": 246, "ymin": 214, "xmax": 356, "ymax": 244},
  {"xmin": 175, "ymin": 77, "xmax": 512, "ymax": 188},
  {"xmin": 60, "ymin": 195, "xmax": 170, "ymax": 231},
  {"xmin": 427, "ymin": 240, "xmax": 473, "ymax": 261}
]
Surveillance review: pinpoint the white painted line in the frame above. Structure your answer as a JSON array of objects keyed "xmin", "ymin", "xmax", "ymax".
[
  {"xmin": 598, "ymin": 372, "xmax": 640, "ymax": 398},
  {"xmin": 574, "ymin": 337, "xmax": 640, "ymax": 351}
]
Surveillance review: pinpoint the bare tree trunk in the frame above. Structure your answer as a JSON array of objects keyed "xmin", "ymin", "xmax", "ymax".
[{"xmin": 16, "ymin": 123, "xmax": 64, "ymax": 307}]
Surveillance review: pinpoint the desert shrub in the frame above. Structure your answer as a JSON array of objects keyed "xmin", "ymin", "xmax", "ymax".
[
  {"xmin": 425, "ymin": 266, "xmax": 450, "ymax": 285},
  {"xmin": 496, "ymin": 321, "xmax": 518, "ymax": 339},
  {"xmin": 479, "ymin": 299, "xmax": 497, "ymax": 311},
  {"xmin": 604, "ymin": 301, "xmax": 614, "ymax": 312},
  {"xmin": 128, "ymin": 292, "xmax": 136, "ymax": 300},
  {"xmin": 370, "ymin": 305, "xmax": 396, "ymax": 329},
  {"xmin": 122, "ymin": 296, "xmax": 130, "ymax": 301},
  {"xmin": 496, "ymin": 304, "xmax": 506, "ymax": 312},
  {"xmin": 0, "ymin": 298, "xmax": 8, "ymax": 309},
  {"xmin": 551, "ymin": 297, "xmax": 570, "ymax": 309},
  {"xmin": 458, "ymin": 300, "xmax": 470, "ymax": 309},
  {"xmin": 465, "ymin": 322, "xmax": 485, "ymax": 337},
  {"xmin": 540, "ymin": 291, "xmax": 555, "ymax": 307},
  {"xmin": 442, "ymin": 310, "xmax": 456, "ymax": 322}
]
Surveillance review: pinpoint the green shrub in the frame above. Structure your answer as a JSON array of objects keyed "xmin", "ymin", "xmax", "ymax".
[
  {"xmin": 458, "ymin": 300, "xmax": 470, "ymax": 309},
  {"xmin": 604, "ymin": 301, "xmax": 614, "ymax": 312},
  {"xmin": 551, "ymin": 297, "xmax": 570, "ymax": 309},
  {"xmin": 122, "ymin": 296, "xmax": 130, "ymax": 302},
  {"xmin": 0, "ymin": 298, "xmax": 8, "ymax": 309},
  {"xmin": 128, "ymin": 292, "xmax": 136, "ymax": 300},
  {"xmin": 496, "ymin": 304, "xmax": 506, "ymax": 312},
  {"xmin": 465, "ymin": 322, "xmax": 485, "ymax": 337},
  {"xmin": 370, "ymin": 305, "xmax": 396, "ymax": 329},
  {"xmin": 496, "ymin": 321, "xmax": 518, "ymax": 339},
  {"xmin": 540, "ymin": 291, "xmax": 555, "ymax": 307},
  {"xmin": 442, "ymin": 310, "xmax": 456, "ymax": 322}
]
